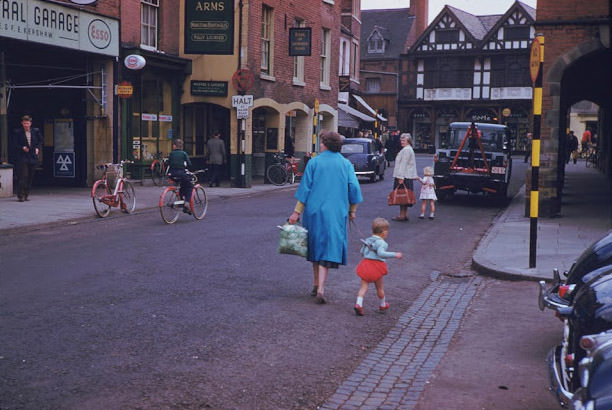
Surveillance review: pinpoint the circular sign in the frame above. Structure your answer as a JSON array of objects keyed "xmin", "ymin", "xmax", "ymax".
[
  {"xmin": 124, "ymin": 54, "xmax": 146, "ymax": 70},
  {"xmin": 117, "ymin": 81, "xmax": 133, "ymax": 99},
  {"xmin": 88, "ymin": 19, "xmax": 112, "ymax": 50},
  {"xmin": 232, "ymin": 69, "xmax": 255, "ymax": 93},
  {"xmin": 502, "ymin": 108, "xmax": 512, "ymax": 117},
  {"xmin": 529, "ymin": 38, "xmax": 541, "ymax": 83}
]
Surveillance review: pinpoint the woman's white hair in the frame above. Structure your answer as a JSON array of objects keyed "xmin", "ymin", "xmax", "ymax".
[{"xmin": 400, "ymin": 133, "xmax": 413, "ymax": 144}]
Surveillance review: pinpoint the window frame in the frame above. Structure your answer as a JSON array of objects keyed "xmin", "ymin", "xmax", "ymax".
[
  {"xmin": 141, "ymin": 0, "xmax": 159, "ymax": 50},
  {"xmin": 320, "ymin": 27, "xmax": 331, "ymax": 88},
  {"xmin": 293, "ymin": 18, "xmax": 305, "ymax": 85},
  {"xmin": 261, "ymin": 5, "xmax": 273, "ymax": 76}
]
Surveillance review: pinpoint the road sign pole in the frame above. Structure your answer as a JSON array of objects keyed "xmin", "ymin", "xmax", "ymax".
[{"xmin": 529, "ymin": 34, "xmax": 544, "ymax": 268}]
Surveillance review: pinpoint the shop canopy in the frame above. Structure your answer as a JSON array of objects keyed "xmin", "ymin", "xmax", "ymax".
[
  {"xmin": 338, "ymin": 103, "xmax": 376, "ymax": 128},
  {"xmin": 353, "ymin": 95, "xmax": 387, "ymax": 122}
]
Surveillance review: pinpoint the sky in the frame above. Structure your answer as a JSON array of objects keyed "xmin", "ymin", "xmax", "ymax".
[{"xmin": 361, "ymin": 0, "xmax": 537, "ymax": 23}]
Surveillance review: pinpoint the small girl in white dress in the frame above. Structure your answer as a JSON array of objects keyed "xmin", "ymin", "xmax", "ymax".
[{"xmin": 418, "ymin": 166, "xmax": 437, "ymax": 219}]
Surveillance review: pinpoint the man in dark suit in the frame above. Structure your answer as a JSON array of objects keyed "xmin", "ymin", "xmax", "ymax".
[{"xmin": 13, "ymin": 114, "xmax": 43, "ymax": 202}]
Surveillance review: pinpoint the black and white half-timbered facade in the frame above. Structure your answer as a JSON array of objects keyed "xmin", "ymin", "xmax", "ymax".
[{"xmin": 399, "ymin": 1, "xmax": 535, "ymax": 153}]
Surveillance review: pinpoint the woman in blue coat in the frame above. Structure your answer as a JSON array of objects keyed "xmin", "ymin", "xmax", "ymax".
[{"xmin": 288, "ymin": 131, "xmax": 363, "ymax": 304}]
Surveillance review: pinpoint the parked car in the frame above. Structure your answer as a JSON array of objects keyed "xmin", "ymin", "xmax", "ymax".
[
  {"xmin": 548, "ymin": 273, "xmax": 612, "ymax": 407},
  {"xmin": 539, "ymin": 231, "xmax": 612, "ymax": 313},
  {"xmin": 573, "ymin": 330, "xmax": 612, "ymax": 410},
  {"xmin": 433, "ymin": 122, "xmax": 512, "ymax": 200},
  {"xmin": 341, "ymin": 138, "xmax": 386, "ymax": 182}
]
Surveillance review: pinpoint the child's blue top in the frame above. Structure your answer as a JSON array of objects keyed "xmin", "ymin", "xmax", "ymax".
[{"xmin": 360, "ymin": 235, "xmax": 397, "ymax": 261}]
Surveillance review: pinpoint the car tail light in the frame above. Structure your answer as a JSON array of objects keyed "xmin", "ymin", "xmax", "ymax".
[
  {"xmin": 433, "ymin": 153, "xmax": 438, "ymax": 162},
  {"xmin": 580, "ymin": 336, "xmax": 595, "ymax": 350},
  {"xmin": 558, "ymin": 284, "xmax": 575, "ymax": 298},
  {"xmin": 565, "ymin": 353, "xmax": 575, "ymax": 367}
]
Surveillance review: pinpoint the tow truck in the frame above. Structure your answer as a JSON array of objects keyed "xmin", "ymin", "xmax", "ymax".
[{"xmin": 433, "ymin": 122, "xmax": 512, "ymax": 201}]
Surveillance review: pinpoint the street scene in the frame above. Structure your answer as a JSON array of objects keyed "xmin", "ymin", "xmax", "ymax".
[{"xmin": 1, "ymin": 0, "xmax": 612, "ymax": 409}]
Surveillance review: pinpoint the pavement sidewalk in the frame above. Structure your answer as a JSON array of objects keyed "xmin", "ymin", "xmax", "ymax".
[
  {"xmin": 0, "ymin": 177, "xmax": 295, "ymax": 234},
  {"xmin": 472, "ymin": 162, "xmax": 612, "ymax": 281},
  {"xmin": 1, "ymin": 163, "xmax": 611, "ymax": 282}
]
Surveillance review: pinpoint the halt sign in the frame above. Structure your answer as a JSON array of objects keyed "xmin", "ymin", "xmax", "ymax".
[{"xmin": 232, "ymin": 95, "xmax": 253, "ymax": 119}]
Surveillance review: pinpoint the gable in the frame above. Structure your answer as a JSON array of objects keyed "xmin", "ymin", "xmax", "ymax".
[
  {"xmin": 482, "ymin": 3, "xmax": 535, "ymax": 51},
  {"xmin": 413, "ymin": 10, "xmax": 476, "ymax": 52}
]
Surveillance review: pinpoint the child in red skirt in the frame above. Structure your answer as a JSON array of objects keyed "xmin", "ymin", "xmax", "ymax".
[{"xmin": 354, "ymin": 218, "xmax": 403, "ymax": 316}]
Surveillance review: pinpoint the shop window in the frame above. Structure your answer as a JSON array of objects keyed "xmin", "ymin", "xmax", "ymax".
[
  {"xmin": 261, "ymin": 6, "xmax": 273, "ymax": 75},
  {"xmin": 141, "ymin": 0, "xmax": 159, "ymax": 50}
]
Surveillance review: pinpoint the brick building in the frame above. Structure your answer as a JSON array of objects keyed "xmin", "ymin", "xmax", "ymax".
[
  {"xmin": 181, "ymin": 0, "xmax": 342, "ymax": 186},
  {"xmin": 528, "ymin": 0, "xmax": 611, "ymax": 217},
  {"xmin": 1, "ymin": 0, "xmax": 120, "ymax": 187}
]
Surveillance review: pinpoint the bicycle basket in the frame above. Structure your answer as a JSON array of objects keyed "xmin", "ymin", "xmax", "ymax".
[{"xmin": 105, "ymin": 164, "xmax": 122, "ymax": 187}]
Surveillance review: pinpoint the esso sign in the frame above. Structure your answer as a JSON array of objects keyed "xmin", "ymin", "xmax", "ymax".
[
  {"xmin": 88, "ymin": 19, "xmax": 112, "ymax": 49},
  {"xmin": 70, "ymin": 0, "xmax": 97, "ymax": 4},
  {"xmin": 124, "ymin": 54, "xmax": 146, "ymax": 70}
]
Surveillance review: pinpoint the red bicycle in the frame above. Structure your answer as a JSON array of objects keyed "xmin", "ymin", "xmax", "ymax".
[
  {"xmin": 266, "ymin": 152, "xmax": 307, "ymax": 186},
  {"xmin": 159, "ymin": 169, "xmax": 208, "ymax": 224},
  {"xmin": 150, "ymin": 152, "xmax": 169, "ymax": 186},
  {"xmin": 91, "ymin": 160, "xmax": 135, "ymax": 217}
]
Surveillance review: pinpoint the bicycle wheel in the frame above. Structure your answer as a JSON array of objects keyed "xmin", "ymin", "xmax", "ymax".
[
  {"xmin": 92, "ymin": 181, "xmax": 111, "ymax": 218},
  {"xmin": 191, "ymin": 185, "xmax": 208, "ymax": 220},
  {"xmin": 159, "ymin": 187, "xmax": 181, "ymax": 224},
  {"xmin": 151, "ymin": 161, "xmax": 163, "ymax": 186},
  {"xmin": 120, "ymin": 180, "xmax": 136, "ymax": 213},
  {"xmin": 266, "ymin": 164, "xmax": 288, "ymax": 186}
]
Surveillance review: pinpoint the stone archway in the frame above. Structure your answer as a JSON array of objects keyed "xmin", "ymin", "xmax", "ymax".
[{"xmin": 536, "ymin": 38, "xmax": 612, "ymax": 216}]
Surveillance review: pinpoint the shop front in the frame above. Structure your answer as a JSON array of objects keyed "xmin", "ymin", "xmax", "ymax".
[{"xmin": 1, "ymin": 1, "xmax": 119, "ymax": 187}]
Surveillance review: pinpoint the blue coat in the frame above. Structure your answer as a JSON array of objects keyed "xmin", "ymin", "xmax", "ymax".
[{"xmin": 295, "ymin": 150, "xmax": 363, "ymax": 265}]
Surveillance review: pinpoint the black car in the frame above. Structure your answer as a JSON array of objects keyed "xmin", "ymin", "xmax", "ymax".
[
  {"xmin": 341, "ymin": 138, "xmax": 386, "ymax": 182},
  {"xmin": 538, "ymin": 231, "xmax": 612, "ymax": 312},
  {"xmin": 548, "ymin": 273, "xmax": 612, "ymax": 406},
  {"xmin": 573, "ymin": 330, "xmax": 612, "ymax": 410}
]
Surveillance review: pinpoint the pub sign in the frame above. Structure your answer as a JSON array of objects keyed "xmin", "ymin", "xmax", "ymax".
[
  {"xmin": 289, "ymin": 28, "xmax": 312, "ymax": 56},
  {"xmin": 184, "ymin": 0, "xmax": 234, "ymax": 54}
]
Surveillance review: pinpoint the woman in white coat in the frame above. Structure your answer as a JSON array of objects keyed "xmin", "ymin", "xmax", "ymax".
[{"xmin": 391, "ymin": 133, "xmax": 418, "ymax": 221}]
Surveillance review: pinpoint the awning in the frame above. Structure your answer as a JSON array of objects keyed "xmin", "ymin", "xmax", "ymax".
[
  {"xmin": 353, "ymin": 95, "xmax": 387, "ymax": 121},
  {"xmin": 338, "ymin": 108, "xmax": 359, "ymax": 129},
  {"xmin": 338, "ymin": 103, "xmax": 376, "ymax": 122}
]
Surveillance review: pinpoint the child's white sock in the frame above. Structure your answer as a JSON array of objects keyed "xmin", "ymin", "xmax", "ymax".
[
  {"xmin": 356, "ymin": 296, "xmax": 364, "ymax": 306},
  {"xmin": 379, "ymin": 296, "xmax": 386, "ymax": 307}
]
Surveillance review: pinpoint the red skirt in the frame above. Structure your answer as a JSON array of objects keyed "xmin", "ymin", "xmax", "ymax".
[{"xmin": 356, "ymin": 259, "xmax": 388, "ymax": 283}]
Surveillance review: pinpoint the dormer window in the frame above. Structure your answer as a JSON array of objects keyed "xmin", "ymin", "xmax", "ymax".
[{"xmin": 368, "ymin": 32, "xmax": 385, "ymax": 54}]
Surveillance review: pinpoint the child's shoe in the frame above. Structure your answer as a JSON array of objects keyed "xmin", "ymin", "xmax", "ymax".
[
  {"xmin": 354, "ymin": 304, "xmax": 364, "ymax": 316},
  {"xmin": 418, "ymin": 214, "xmax": 425, "ymax": 219},
  {"xmin": 379, "ymin": 302, "xmax": 390, "ymax": 312},
  {"xmin": 429, "ymin": 213, "xmax": 435, "ymax": 220}
]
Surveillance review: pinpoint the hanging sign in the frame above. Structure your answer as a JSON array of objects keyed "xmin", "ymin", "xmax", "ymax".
[{"xmin": 184, "ymin": 0, "xmax": 234, "ymax": 54}]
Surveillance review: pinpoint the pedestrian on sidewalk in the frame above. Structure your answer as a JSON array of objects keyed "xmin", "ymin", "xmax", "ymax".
[
  {"xmin": 354, "ymin": 217, "xmax": 402, "ymax": 316},
  {"xmin": 13, "ymin": 114, "xmax": 42, "ymax": 202},
  {"xmin": 168, "ymin": 139, "xmax": 193, "ymax": 214},
  {"xmin": 524, "ymin": 132, "xmax": 532, "ymax": 163},
  {"xmin": 566, "ymin": 130, "xmax": 579, "ymax": 164},
  {"xmin": 418, "ymin": 166, "xmax": 437, "ymax": 220},
  {"xmin": 288, "ymin": 130, "xmax": 363, "ymax": 304},
  {"xmin": 206, "ymin": 131, "xmax": 226, "ymax": 187},
  {"xmin": 391, "ymin": 133, "xmax": 418, "ymax": 221}
]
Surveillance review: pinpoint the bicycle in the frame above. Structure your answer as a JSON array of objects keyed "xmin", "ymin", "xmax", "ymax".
[
  {"xmin": 159, "ymin": 169, "xmax": 209, "ymax": 224},
  {"xmin": 150, "ymin": 152, "xmax": 169, "ymax": 186},
  {"xmin": 585, "ymin": 150, "xmax": 599, "ymax": 168},
  {"xmin": 91, "ymin": 160, "xmax": 136, "ymax": 218},
  {"xmin": 266, "ymin": 152, "xmax": 306, "ymax": 186}
]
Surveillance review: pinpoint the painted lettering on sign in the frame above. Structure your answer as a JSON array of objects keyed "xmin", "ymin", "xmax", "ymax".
[
  {"xmin": 88, "ymin": 19, "xmax": 111, "ymax": 49},
  {"xmin": 34, "ymin": 6, "xmax": 79, "ymax": 32},
  {"xmin": 194, "ymin": 1, "xmax": 225, "ymax": 11}
]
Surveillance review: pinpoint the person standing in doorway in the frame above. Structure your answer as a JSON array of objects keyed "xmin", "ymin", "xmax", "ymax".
[
  {"xmin": 206, "ymin": 131, "xmax": 226, "ymax": 187},
  {"xmin": 13, "ymin": 115, "xmax": 42, "ymax": 202},
  {"xmin": 524, "ymin": 132, "xmax": 532, "ymax": 163},
  {"xmin": 566, "ymin": 130, "xmax": 579, "ymax": 164}
]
